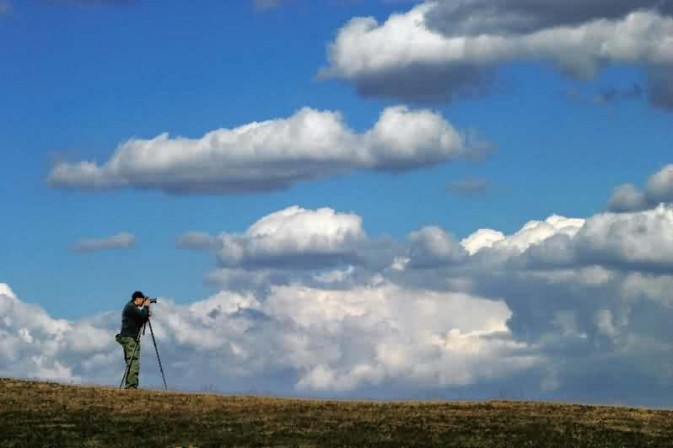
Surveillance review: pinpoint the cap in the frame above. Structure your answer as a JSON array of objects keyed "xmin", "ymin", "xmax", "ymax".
[{"xmin": 131, "ymin": 291, "xmax": 145, "ymax": 300}]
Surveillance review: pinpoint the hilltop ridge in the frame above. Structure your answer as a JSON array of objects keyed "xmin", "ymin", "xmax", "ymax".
[{"xmin": 1, "ymin": 377, "xmax": 672, "ymax": 447}]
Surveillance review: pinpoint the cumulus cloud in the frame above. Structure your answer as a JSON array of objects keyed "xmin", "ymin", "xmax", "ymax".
[
  {"xmin": 607, "ymin": 184, "xmax": 649, "ymax": 212},
  {"xmin": 571, "ymin": 205, "xmax": 673, "ymax": 271},
  {"xmin": 0, "ymin": 281, "xmax": 529, "ymax": 396},
  {"xmin": 321, "ymin": 2, "xmax": 673, "ymax": 108},
  {"xmin": 608, "ymin": 165, "xmax": 673, "ymax": 212},
  {"xmin": 73, "ymin": 232, "xmax": 136, "ymax": 253},
  {"xmin": 459, "ymin": 205, "xmax": 673, "ymax": 274},
  {"xmin": 8, "ymin": 202, "xmax": 673, "ymax": 404},
  {"xmin": 48, "ymin": 106, "xmax": 483, "ymax": 194},
  {"xmin": 394, "ymin": 206, "xmax": 673, "ymax": 401},
  {"xmin": 460, "ymin": 229, "xmax": 505, "ymax": 255},
  {"xmin": 484, "ymin": 214, "xmax": 584, "ymax": 257},
  {"xmin": 647, "ymin": 164, "xmax": 673, "ymax": 203},
  {"xmin": 0, "ymin": 284, "xmax": 108, "ymax": 382},
  {"xmin": 175, "ymin": 204, "xmax": 673, "ymax": 402},
  {"xmin": 182, "ymin": 206, "xmax": 399, "ymax": 292},
  {"xmin": 179, "ymin": 206, "xmax": 366, "ymax": 270}
]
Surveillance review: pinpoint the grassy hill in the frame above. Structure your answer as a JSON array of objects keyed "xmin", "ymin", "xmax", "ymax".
[{"xmin": 2, "ymin": 378, "xmax": 673, "ymax": 447}]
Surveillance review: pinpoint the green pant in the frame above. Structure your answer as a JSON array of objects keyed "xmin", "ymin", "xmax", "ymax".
[{"xmin": 116, "ymin": 334, "xmax": 141, "ymax": 389}]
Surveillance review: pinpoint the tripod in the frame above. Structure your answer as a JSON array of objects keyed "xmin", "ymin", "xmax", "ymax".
[{"xmin": 119, "ymin": 317, "xmax": 168, "ymax": 390}]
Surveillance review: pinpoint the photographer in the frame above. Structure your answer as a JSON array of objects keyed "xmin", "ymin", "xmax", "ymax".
[{"xmin": 115, "ymin": 290, "xmax": 152, "ymax": 390}]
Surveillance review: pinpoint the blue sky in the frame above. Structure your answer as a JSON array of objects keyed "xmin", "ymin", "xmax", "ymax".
[{"xmin": 2, "ymin": 0, "xmax": 673, "ymax": 404}]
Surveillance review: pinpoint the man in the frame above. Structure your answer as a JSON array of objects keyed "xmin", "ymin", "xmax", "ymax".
[{"xmin": 115, "ymin": 290, "xmax": 151, "ymax": 389}]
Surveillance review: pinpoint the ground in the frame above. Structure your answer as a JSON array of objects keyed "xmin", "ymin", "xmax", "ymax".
[{"xmin": 1, "ymin": 378, "xmax": 673, "ymax": 447}]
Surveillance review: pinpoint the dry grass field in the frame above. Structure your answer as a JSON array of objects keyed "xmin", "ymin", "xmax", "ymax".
[{"xmin": 2, "ymin": 377, "xmax": 673, "ymax": 447}]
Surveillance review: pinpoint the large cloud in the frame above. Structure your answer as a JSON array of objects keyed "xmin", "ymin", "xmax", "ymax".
[
  {"xmin": 0, "ymin": 281, "xmax": 528, "ymax": 396},
  {"xmin": 48, "ymin": 106, "xmax": 482, "ymax": 194},
  {"xmin": 7, "ymin": 203, "xmax": 673, "ymax": 405},
  {"xmin": 178, "ymin": 204, "xmax": 673, "ymax": 404},
  {"xmin": 321, "ymin": 2, "xmax": 673, "ymax": 107},
  {"xmin": 397, "ymin": 206, "xmax": 673, "ymax": 404}
]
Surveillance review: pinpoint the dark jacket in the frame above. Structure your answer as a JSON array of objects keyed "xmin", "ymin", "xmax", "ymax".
[{"xmin": 120, "ymin": 300, "xmax": 149, "ymax": 338}]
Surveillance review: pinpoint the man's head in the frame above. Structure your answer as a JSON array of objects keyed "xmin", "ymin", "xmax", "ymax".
[{"xmin": 132, "ymin": 290, "xmax": 146, "ymax": 306}]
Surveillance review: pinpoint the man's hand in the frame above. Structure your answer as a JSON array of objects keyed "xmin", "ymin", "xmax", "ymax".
[{"xmin": 143, "ymin": 298, "xmax": 152, "ymax": 307}]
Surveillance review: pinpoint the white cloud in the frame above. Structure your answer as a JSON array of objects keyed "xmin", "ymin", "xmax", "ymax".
[
  {"xmin": 608, "ymin": 165, "xmax": 673, "ymax": 212},
  {"xmin": 387, "ymin": 204, "xmax": 673, "ymax": 404},
  {"xmin": 457, "ymin": 215, "xmax": 584, "ymax": 261},
  {"xmin": 176, "ymin": 204, "xmax": 673, "ymax": 403},
  {"xmin": 73, "ymin": 232, "xmax": 136, "ymax": 252},
  {"xmin": 263, "ymin": 283, "xmax": 526, "ymax": 391},
  {"xmin": 180, "ymin": 206, "xmax": 402, "ymax": 292},
  {"xmin": 646, "ymin": 164, "xmax": 673, "ymax": 203},
  {"xmin": 48, "ymin": 106, "xmax": 481, "ymax": 194},
  {"xmin": 321, "ymin": 3, "xmax": 673, "ymax": 107},
  {"xmin": 180, "ymin": 206, "xmax": 366, "ymax": 269},
  {"xmin": 572, "ymin": 205, "xmax": 673, "ymax": 270},
  {"xmin": 8, "ymin": 203, "xmax": 673, "ymax": 404},
  {"xmin": 460, "ymin": 229, "xmax": 505, "ymax": 255},
  {"xmin": 501, "ymin": 215, "xmax": 584, "ymax": 254},
  {"xmin": 0, "ymin": 281, "xmax": 528, "ymax": 395},
  {"xmin": 0, "ymin": 285, "xmax": 84, "ymax": 382},
  {"xmin": 470, "ymin": 205, "xmax": 673, "ymax": 272},
  {"xmin": 243, "ymin": 206, "xmax": 364, "ymax": 256},
  {"xmin": 607, "ymin": 183, "xmax": 649, "ymax": 212},
  {"xmin": 595, "ymin": 309, "xmax": 619, "ymax": 338}
]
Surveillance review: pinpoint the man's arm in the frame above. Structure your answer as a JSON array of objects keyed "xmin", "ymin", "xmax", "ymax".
[{"xmin": 124, "ymin": 302, "xmax": 150, "ymax": 323}]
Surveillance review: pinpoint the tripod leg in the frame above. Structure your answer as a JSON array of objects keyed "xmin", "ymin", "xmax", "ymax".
[{"xmin": 147, "ymin": 319, "xmax": 168, "ymax": 391}]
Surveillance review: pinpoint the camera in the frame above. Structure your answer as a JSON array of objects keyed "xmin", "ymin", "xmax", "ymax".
[{"xmin": 149, "ymin": 298, "xmax": 158, "ymax": 304}]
